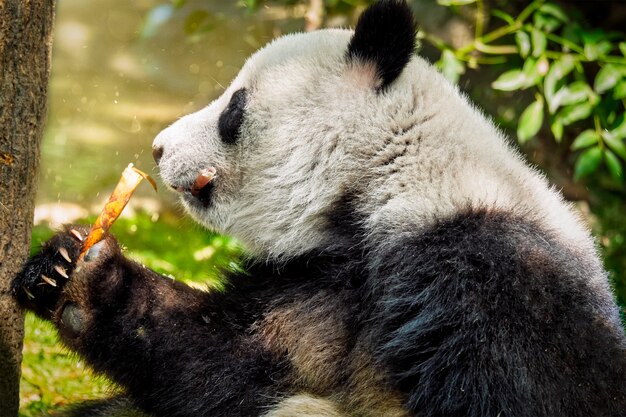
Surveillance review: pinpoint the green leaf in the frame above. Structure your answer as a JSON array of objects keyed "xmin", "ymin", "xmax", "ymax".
[
  {"xmin": 584, "ymin": 40, "xmax": 612, "ymax": 60},
  {"xmin": 579, "ymin": 29, "xmax": 618, "ymax": 58},
  {"xmin": 516, "ymin": 32, "xmax": 531, "ymax": 58},
  {"xmin": 531, "ymin": 28, "xmax": 547, "ymax": 57},
  {"xmin": 549, "ymin": 81, "xmax": 593, "ymax": 113},
  {"xmin": 620, "ymin": 42, "xmax": 626, "ymax": 57},
  {"xmin": 574, "ymin": 147, "xmax": 602, "ymax": 180},
  {"xmin": 604, "ymin": 149, "xmax": 624, "ymax": 183},
  {"xmin": 559, "ymin": 102, "xmax": 593, "ymax": 126},
  {"xmin": 438, "ymin": 50, "xmax": 465, "ymax": 84},
  {"xmin": 570, "ymin": 130, "xmax": 599, "ymax": 150},
  {"xmin": 560, "ymin": 81, "xmax": 593, "ymax": 106},
  {"xmin": 544, "ymin": 55, "xmax": 576, "ymax": 105},
  {"xmin": 614, "ymin": 79, "xmax": 626, "ymax": 99},
  {"xmin": 437, "ymin": 0, "xmax": 476, "ymax": 5},
  {"xmin": 521, "ymin": 57, "xmax": 547, "ymax": 88},
  {"xmin": 551, "ymin": 117, "xmax": 563, "ymax": 142},
  {"xmin": 517, "ymin": 98, "xmax": 544, "ymax": 143},
  {"xmin": 538, "ymin": 3, "xmax": 569, "ymax": 22},
  {"xmin": 604, "ymin": 116, "xmax": 626, "ymax": 160},
  {"xmin": 492, "ymin": 69, "xmax": 526, "ymax": 91},
  {"xmin": 603, "ymin": 132, "xmax": 626, "ymax": 161},
  {"xmin": 608, "ymin": 115, "xmax": 626, "ymax": 141},
  {"xmin": 594, "ymin": 65, "xmax": 623, "ymax": 94}
]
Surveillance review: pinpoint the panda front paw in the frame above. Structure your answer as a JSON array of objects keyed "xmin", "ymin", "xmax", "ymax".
[{"xmin": 12, "ymin": 226, "xmax": 89, "ymax": 317}]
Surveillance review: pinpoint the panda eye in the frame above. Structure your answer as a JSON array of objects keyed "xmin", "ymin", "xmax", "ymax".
[{"xmin": 218, "ymin": 88, "xmax": 247, "ymax": 144}]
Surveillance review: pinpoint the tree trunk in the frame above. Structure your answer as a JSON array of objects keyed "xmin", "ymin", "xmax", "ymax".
[{"xmin": 0, "ymin": 1, "xmax": 55, "ymax": 415}]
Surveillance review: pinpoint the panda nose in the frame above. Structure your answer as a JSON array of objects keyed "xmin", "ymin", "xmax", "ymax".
[{"xmin": 152, "ymin": 146, "xmax": 164, "ymax": 165}]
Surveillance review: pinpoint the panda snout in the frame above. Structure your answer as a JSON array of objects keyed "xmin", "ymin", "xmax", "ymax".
[
  {"xmin": 152, "ymin": 127, "xmax": 171, "ymax": 166},
  {"xmin": 152, "ymin": 145, "xmax": 164, "ymax": 165}
]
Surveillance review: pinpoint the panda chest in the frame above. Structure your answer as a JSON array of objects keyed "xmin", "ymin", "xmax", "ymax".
[
  {"xmin": 257, "ymin": 292, "xmax": 350, "ymax": 389},
  {"xmin": 254, "ymin": 291, "xmax": 409, "ymax": 417}
]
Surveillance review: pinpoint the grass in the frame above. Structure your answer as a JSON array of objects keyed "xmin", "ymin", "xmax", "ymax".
[{"xmin": 19, "ymin": 210, "xmax": 242, "ymax": 416}]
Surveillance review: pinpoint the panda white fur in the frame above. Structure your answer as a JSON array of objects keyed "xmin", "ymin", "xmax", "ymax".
[{"xmin": 14, "ymin": 1, "xmax": 626, "ymax": 416}]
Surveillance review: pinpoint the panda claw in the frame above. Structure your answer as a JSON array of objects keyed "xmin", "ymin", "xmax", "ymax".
[
  {"xmin": 41, "ymin": 275, "xmax": 57, "ymax": 287},
  {"xmin": 58, "ymin": 247, "xmax": 72, "ymax": 263},
  {"xmin": 69, "ymin": 229, "xmax": 84, "ymax": 242},
  {"xmin": 54, "ymin": 265, "xmax": 69, "ymax": 279},
  {"xmin": 23, "ymin": 287, "xmax": 35, "ymax": 299}
]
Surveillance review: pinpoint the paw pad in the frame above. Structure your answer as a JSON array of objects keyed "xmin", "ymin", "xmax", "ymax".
[
  {"xmin": 83, "ymin": 240, "xmax": 105, "ymax": 262},
  {"xmin": 60, "ymin": 303, "xmax": 85, "ymax": 336}
]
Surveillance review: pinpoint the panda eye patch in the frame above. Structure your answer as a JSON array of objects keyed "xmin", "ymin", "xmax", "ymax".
[{"xmin": 218, "ymin": 88, "xmax": 247, "ymax": 144}]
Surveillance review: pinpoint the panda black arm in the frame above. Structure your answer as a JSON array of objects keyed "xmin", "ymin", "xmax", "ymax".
[
  {"xmin": 367, "ymin": 209, "xmax": 626, "ymax": 417},
  {"xmin": 12, "ymin": 228, "xmax": 286, "ymax": 417}
]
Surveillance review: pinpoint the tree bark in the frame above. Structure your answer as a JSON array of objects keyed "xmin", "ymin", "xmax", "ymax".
[{"xmin": 0, "ymin": 1, "xmax": 55, "ymax": 415}]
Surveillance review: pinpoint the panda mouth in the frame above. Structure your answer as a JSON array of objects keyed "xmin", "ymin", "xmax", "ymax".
[
  {"xmin": 190, "ymin": 167, "xmax": 217, "ymax": 197},
  {"xmin": 171, "ymin": 167, "xmax": 217, "ymax": 206}
]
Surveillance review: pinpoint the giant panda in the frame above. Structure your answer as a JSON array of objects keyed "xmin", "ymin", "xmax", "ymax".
[{"xmin": 13, "ymin": 1, "xmax": 626, "ymax": 416}]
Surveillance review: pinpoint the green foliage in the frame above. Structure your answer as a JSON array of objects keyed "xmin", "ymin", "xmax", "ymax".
[{"xmin": 432, "ymin": 0, "xmax": 626, "ymax": 184}]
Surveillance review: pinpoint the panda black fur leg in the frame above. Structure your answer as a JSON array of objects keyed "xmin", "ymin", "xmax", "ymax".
[{"xmin": 13, "ymin": 229, "xmax": 291, "ymax": 417}]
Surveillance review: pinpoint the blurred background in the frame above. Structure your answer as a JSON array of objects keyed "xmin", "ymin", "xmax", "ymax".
[{"xmin": 22, "ymin": 0, "xmax": 626, "ymax": 415}]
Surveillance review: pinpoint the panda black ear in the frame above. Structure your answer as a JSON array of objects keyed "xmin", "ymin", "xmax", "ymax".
[{"xmin": 347, "ymin": 0, "xmax": 417, "ymax": 91}]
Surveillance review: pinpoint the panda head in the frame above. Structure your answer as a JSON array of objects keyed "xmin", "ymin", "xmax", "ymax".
[{"xmin": 152, "ymin": 0, "xmax": 418, "ymax": 259}]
